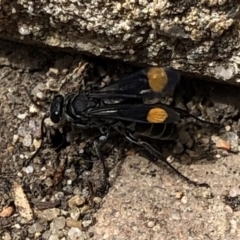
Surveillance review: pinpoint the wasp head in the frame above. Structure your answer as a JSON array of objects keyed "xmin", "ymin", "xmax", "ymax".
[{"xmin": 50, "ymin": 95, "xmax": 64, "ymax": 123}]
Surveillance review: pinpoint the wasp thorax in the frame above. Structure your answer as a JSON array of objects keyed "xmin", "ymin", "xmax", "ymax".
[{"xmin": 50, "ymin": 95, "xmax": 64, "ymax": 123}]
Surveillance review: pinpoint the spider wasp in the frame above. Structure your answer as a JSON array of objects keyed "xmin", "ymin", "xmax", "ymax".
[{"xmin": 25, "ymin": 66, "xmax": 211, "ymax": 187}]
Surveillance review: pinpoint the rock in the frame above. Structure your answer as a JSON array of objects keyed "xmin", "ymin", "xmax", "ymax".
[
  {"xmin": 67, "ymin": 228, "xmax": 83, "ymax": 240},
  {"xmin": 66, "ymin": 219, "xmax": 82, "ymax": 229},
  {"xmin": 216, "ymin": 139, "xmax": 231, "ymax": 151},
  {"xmin": 28, "ymin": 222, "xmax": 43, "ymax": 234},
  {"xmin": 36, "ymin": 208, "xmax": 60, "ymax": 221},
  {"xmin": 51, "ymin": 217, "xmax": 65, "ymax": 231},
  {"xmin": 68, "ymin": 195, "xmax": 85, "ymax": 208},
  {"xmin": 22, "ymin": 134, "xmax": 32, "ymax": 147},
  {"xmin": 0, "ymin": 1, "xmax": 240, "ymax": 83}
]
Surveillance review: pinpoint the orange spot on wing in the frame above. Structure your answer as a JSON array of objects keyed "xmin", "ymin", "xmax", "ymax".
[
  {"xmin": 147, "ymin": 67, "xmax": 167, "ymax": 92},
  {"xmin": 147, "ymin": 108, "xmax": 168, "ymax": 123}
]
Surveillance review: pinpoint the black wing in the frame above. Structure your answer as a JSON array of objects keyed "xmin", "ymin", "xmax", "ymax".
[
  {"xmin": 89, "ymin": 67, "xmax": 180, "ymax": 101},
  {"xmin": 88, "ymin": 103, "xmax": 180, "ymax": 123}
]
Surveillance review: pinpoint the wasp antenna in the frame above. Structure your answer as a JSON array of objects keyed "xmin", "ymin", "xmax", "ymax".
[
  {"xmin": 23, "ymin": 113, "xmax": 50, "ymax": 166},
  {"xmin": 24, "ymin": 87, "xmax": 48, "ymax": 111}
]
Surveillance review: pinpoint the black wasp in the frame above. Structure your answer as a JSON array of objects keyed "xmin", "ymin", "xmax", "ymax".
[{"xmin": 26, "ymin": 67, "xmax": 209, "ymax": 187}]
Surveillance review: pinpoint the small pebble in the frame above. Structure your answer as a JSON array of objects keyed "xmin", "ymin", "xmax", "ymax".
[
  {"xmin": 25, "ymin": 165, "xmax": 34, "ymax": 174},
  {"xmin": 17, "ymin": 112, "xmax": 28, "ymax": 119},
  {"xmin": 68, "ymin": 195, "xmax": 85, "ymax": 208},
  {"xmin": 225, "ymin": 205, "xmax": 234, "ymax": 214},
  {"xmin": 18, "ymin": 126, "xmax": 26, "ymax": 137},
  {"xmin": 166, "ymin": 155, "xmax": 175, "ymax": 163},
  {"xmin": 82, "ymin": 220, "xmax": 92, "ymax": 228},
  {"xmin": 70, "ymin": 207, "xmax": 80, "ymax": 220},
  {"xmin": 36, "ymin": 92, "xmax": 44, "ymax": 99},
  {"xmin": 44, "ymin": 118, "xmax": 55, "ymax": 127},
  {"xmin": 66, "ymin": 219, "xmax": 82, "ymax": 229},
  {"xmin": 226, "ymin": 132, "xmax": 239, "ymax": 152},
  {"xmin": 36, "ymin": 208, "xmax": 60, "ymax": 221},
  {"xmin": 28, "ymin": 222, "xmax": 43, "ymax": 234},
  {"xmin": 33, "ymin": 139, "xmax": 41, "ymax": 149},
  {"xmin": 54, "ymin": 191, "xmax": 65, "ymax": 200},
  {"xmin": 175, "ymin": 192, "xmax": 184, "ymax": 199},
  {"xmin": 45, "ymin": 177, "xmax": 53, "ymax": 187},
  {"xmin": 49, "ymin": 235, "xmax": 59, "ymax": 240},
  {"xmin": 229, "ymin": 186, "xmax": 240, "ymax": 197},
  {"xmin": 67, "ymin": 180, "xmax": 72, "ymax": 185},
  {"xmin": 7, "ymin": 146, "xmax": 14, "ymax": 154},
  {"xmin": 79, "ymin": 149, "xmax": 84, "ymax": 154},
  {"xmin": 7, "ymin": 93, "xmax": 21, "ymax": 103},
  {"xmin": 152, "ymin": 225, "xmax": 161, "ymax": 231},
  {"xmin": 3, "ymin": 232, "xmax": 11, "ymax": 240},
  {"xmin": 171, "ymin": 212, "xmax": 181, "ymax": 221},
  {"xmin": 35, "ymin": 232, "xmax": 41, "ymax": 238},
  {"xmin": 12, "ymin": 134, "xmax": 19, "ymax": 144},
  {"xmin": 211, "ymin": 135, "xmax": 220, "ymax": 143},
  {"xmin": 22, "ymin": 134, "xmax": 32, "ymax": 147},
  {"xmin": 181, "ymin": 196, "xmax": 188, "ymax": 204},
  {"xmin": 221, "ymin": 150, "xmax": 229, "ymax": 156},
  {"xmin": 80, "ymin": 205, "xmax": 90, "ymax": 215},
  {"xmin": 99, "ymin": 135, "xmax": 107, "ymax": 141},
  {"xmin": 0, "ymin": 206, "xmax": 14, "ymax": 217},
  {"xmin": 68, "ymin": 228, "xmax": 83, "ymax": 240},
  {"xmin": 81, "ymin": 188, "xmax": 89, "ymax": 197},
  {"xmin": 17, "ymin": 172, "xmax": 23, "ymax": 177},
  {"xmin": 51, "ymin": 217, "xmax": 65, "ymax": 230},
  {"xmin": 225, "ymin": 125, "xmax": 231, "ymax": 131},
  {"xmin": 216, "ymin": 139, "xmax": 230, "ymax": 151},
  {"xmin": 29, "ymin": 104, "xmax": 39, "ymax": 114},
  {"xmin": 93, "ymin": 197, "xmax": 102, "ymax": 204},
  {"xmin": 13, "ymin": 224, "xmax": 21, "ymax": 229},
  {"xmin": 41, "ymin": 166, "xmax": 46, "ymax": 171},
  {"xmin": 49, "ymin": 68, "xmax": 59, "ymax": 75},
  {"xmin": 29, "ymin": 119, "xmax": 36, "ymax": 132},
  {"xmin": 42, "ymin": 231, "xmax": 51, "ymax": 240},
  {"xmin": 147, "ymin": 221, "xmax": 155, "ymax": 228}
]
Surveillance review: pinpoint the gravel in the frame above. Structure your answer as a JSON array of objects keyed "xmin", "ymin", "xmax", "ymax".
[{"xmin": 1, "ymin": 39, "xmax": 240, "ymax": 240}]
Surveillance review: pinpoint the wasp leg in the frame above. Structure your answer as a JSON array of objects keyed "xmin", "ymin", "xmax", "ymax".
[
  {"xmin": 93, "ymin": 140, "xmax": 109, "ymax": 178},
  {"xmin": 94, "ymin": 125, "xmax": 111, "ymax": 191},
  {"xmin": 93, "ymin": 126, "xmax": 110, "ymax": 176},
  {"xmin": 92, "ymin": 137, "xmax": 110, "ymax": 192},
  {"xmin": 24, "ymin": 87, "xmax": 48, "ymax": 111},
  {"xmin": 24, "ymin": 113, "xmax": 50, "ymax": 166},
  {"xmin": 113, "ymin": 122, "xmax": 209, "ymax": 188}
]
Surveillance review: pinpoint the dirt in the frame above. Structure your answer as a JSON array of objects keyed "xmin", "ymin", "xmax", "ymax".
[{"xmin": 0, "ymin": 39, "xmax": 240, "ymax": 240}]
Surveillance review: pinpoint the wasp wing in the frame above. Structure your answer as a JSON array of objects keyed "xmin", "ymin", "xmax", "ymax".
[
  {"xmin": 89, "ymin": 67, "xmax": 180, "ymax": 102},
  {"xmin": 88, "ymin": 103, "xmax": 180, "ymax": 123}
]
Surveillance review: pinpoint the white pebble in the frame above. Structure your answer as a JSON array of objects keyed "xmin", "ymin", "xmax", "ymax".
[
  {"xmin": 12, "ymin": 134, "xmax": 19, "ymax": 144},
  {"xmin": 25, "ymin": 165, "xmax": 34, "ymax": 174},
  {"xmin": 29, "ymin": 104, "xmax": 39, "ymax": 114},
  {"xmin": 17, "ymin": 112, "xmax": 28, "ymax": 119}
]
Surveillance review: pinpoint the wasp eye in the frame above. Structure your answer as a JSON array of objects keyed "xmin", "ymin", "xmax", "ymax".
[
  {"xmin": 50, "ymin": 111, "xmax": 60, "ymax": 123},
  {"xmin": 50, "ymin": 95, "xmax": 64, "ymax": 123}
]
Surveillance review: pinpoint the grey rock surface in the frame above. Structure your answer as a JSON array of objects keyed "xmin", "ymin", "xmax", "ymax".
[
  {"xmin": 0, "ymin": 0, "xmax": 240, "ymax": 82},
  {"xmin": 90, "ymin": 155, "xmax": 240, "ymax": 240}
]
